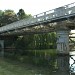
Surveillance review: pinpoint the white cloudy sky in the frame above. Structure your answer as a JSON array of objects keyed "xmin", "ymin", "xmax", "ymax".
[{"xmin": 0, "ymin": 0, "xmax": 75, "ymax": 15}]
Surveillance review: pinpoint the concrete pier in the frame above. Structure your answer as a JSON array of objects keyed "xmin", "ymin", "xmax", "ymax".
[
  {"xmin": 55, "ymin": 30, "xmax": 70, "ymax": 75},
  {"xmin": 0, "ymin": 40, "xmax": 4, "ymax": 57},
  {"xmin": 56, "ymin": 30, "xmax": 70, "ymax": 54}
]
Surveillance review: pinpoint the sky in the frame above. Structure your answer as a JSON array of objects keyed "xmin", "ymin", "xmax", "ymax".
[{"xmin": 0, "ymin": 0, "xmax": 75, "ymax": 15}]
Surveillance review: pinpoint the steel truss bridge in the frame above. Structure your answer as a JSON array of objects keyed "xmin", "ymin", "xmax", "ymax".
[{"xmin": 0, "ymin": 2, "xmax": 75, "ymax": 75}]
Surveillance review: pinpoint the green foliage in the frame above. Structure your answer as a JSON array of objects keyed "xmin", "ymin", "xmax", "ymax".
[
  {"xmin": 13, "ymin": 32, "xmax": 56, "ymax": 55},
  {"xmin": 32, "ymin": 33, "xmax": 56, "ymax": 50},
  {"xmin": 4, "ymin": 10, "xmax": 15, "ymax": 16},
  {"xmin": 0, "ymin": 9, "xmax": 32, "ymax": 27},
  {"xmin": 0, "ymin": 10, "xmax": 3, "ymax": 16},
  {"xmin": 0, "ymin": 9, "xmax": 18, "ymax": 27},
  {"xmin": 17, "ymin": 9, "xmax": 31, "ymax": 20},
  {"xmin": 14, "ymin": 35, "xmax": 34, "ymax": 54}
]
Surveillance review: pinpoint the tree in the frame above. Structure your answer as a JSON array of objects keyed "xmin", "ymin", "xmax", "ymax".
[
  {"xmin": 0, "ymin": 10, "xmax": 18, "ymax": 27},
  {"xmin": 0, "ymin": 10, "xmax": 3, "ymax": 16},
  {"xmin": 50, "ymin": 32, "xmax": 56, "ymax": 49},
  {"xmin": 15, "ymin": 35, "xmax": 34, "ymax": 55},
  {"xmin": 17, "ymin": 9, "xmax": 31, "ymax": 20}
]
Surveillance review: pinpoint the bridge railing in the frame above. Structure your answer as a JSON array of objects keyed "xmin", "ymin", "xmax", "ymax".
[{"xmin": 0, "ymin": 2, "xmax": 75, "ymax": 33}]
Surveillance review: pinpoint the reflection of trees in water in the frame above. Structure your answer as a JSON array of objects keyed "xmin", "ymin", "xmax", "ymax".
[
  {"xmin": 31, "ymin": 55, "xmax": 57, "ymax": 75},
  {"xmin": 34, "ymin": 54, "xmax": 69, "ymax": 75}
]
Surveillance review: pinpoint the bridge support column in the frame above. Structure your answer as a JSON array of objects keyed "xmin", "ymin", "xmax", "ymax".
[
  {"xmin": 56, "ymin": 30, "xmax": 70, "ymax": 75},
  {"xmin": 0, "ymin": 40, "xmax": 4, "ymax": 57},
  {"xmin": 56, "ymin": 30, "xmax": 70, "ymax": 54}
]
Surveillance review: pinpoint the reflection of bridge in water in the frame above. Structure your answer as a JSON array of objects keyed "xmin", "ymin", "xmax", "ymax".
[{"xmin": 0, "ymin": 2, "xmax": 75, "ymax": 75}]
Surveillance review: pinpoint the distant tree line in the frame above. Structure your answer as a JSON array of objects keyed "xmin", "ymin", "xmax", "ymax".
[{"xmin": 0, "ymin": 9, "xmax": 31, "ymax": 27}]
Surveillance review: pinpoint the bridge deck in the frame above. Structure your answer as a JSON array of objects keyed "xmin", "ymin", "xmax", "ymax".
[{"xmin": 0, "ymin": 2, "xmax": 75, "ymax": 33}]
